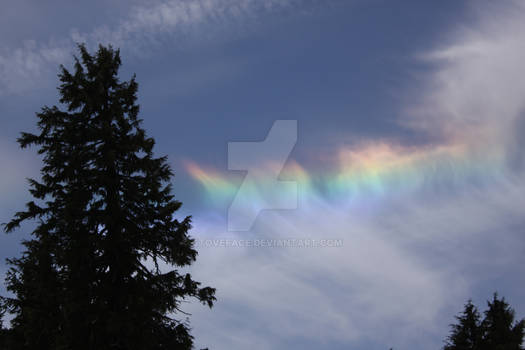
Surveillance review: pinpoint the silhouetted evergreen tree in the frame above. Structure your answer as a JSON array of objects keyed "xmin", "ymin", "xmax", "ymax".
[
  {"xmin": 480, "ymin": 294, "xmax": 525, "ymax": 350},
  {"xmin": 444, "ymin": 294, "xmax": 525, "ymax": 350},
  {"xmin": 1, "ymin": 44, "xmax": 215, "ymax": 350},
  {"xmin": 444, "ymin": 300, "xmax": 483, "ymax": 350}
]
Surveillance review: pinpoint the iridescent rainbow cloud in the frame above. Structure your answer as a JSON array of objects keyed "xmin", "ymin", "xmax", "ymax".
[{"xmin": 184, "ymin": 139, "xmax": 505, "ymax": 207}]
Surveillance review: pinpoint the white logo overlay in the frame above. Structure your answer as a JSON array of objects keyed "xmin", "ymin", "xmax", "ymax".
[{"xmin": 228, "ymin": 120, "xmax": 298, "ymax": 231}]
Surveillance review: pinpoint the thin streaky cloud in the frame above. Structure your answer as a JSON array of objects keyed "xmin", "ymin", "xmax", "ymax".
[{"xmin": 0, "ymin": 0, "xmax": 308, "ymax": 95}]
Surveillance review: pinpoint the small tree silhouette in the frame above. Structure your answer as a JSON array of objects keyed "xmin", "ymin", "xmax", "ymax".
[
  {"xmin": 444, "ymin": 300, "xmax": 483, "ymax": 350},
  {"xmin": 481, "ymin": 294, "xmax": 525, "ymax": 350},
  {"xmin": 444, "ymin": 294, "xmax": 525, "ymax": 350}
]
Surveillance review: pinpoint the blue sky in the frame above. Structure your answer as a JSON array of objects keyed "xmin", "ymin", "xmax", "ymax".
[{"xmin": 1, "ymin": 1, "xmax": 525, "ymax": 349}]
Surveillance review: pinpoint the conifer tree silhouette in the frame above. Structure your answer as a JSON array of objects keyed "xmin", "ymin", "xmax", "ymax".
[
  {"xmin": 480, "ymin": 294, "xmax": 525, "ymax": 350},
  {"xmin": 444, "ymin": 294, "xmax": 524, "ymax": 350},
  {"xmin": 1, "ymin": 44, "xmax": 215, "ymax": 350},
  {"xmin": 444, "ymin": 300, "xmax": 483, "ymax": 350}
]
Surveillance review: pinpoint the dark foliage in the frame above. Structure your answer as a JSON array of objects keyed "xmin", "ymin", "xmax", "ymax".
[
  {"xmin": 444, "ymin": 294, "xmax": 525, "ymax": 350},
  {"xmin": 0, "ymin": 44, "xmax": 215, "ymax": 350},
  {"xmin": 444, "ymin": 300, "xmax": 483, "ymax": 350},
  {"xmin": 480, "ymin": 294, "xmax": 525, "ymax": 350}
]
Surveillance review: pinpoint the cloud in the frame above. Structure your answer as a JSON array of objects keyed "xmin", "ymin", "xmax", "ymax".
[
  {"xmin": 405, "ymin": 1, "xmax": 525, "ymax": 149},
  {"xmin": 84, "ymin": 0, "xmax": 298, "ymax": 46},
  {"xmin": 0, "ymin": 40, "xmax": 70, "ymax": 95},
  {"xmin": 0, "ymin": 0, "xmax": 306, "ymax": 95},
  {"xmin": 183, "ymin": 168, "xmax": 525, "ymax": 349},
  {"xmin": 181, "ymin": 2, "xmax": 525, "ymax": 349}
]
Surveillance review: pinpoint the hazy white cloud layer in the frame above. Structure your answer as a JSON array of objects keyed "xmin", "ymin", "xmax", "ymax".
[
  {"xmin": 182, "ymin": 2, "xmax": 525, "ymax": 349},
  {"xmin": 0, "ymin": 0, "xmax": 302, "ymax": 94},
  {"xmin": 407, "ymin": 1, "xmax": 525, "ymax": 151},
  {"xmin": 186, "ymin": 176, "xmax": 525, "ymax": 349}
]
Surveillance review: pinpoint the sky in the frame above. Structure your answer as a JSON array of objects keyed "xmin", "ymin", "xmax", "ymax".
[{"xmin": 1, "ymin": 0, "xmax": 525, "ymax": 349}]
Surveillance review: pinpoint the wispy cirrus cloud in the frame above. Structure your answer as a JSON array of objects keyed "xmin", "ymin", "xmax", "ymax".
[
  {"xmin": 0, "ymin": 0, "xmax": 308, "ymax": 95},
  {"xmin": 0, "ymin": 40, "xmax": 70, "ymax": 95}
]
